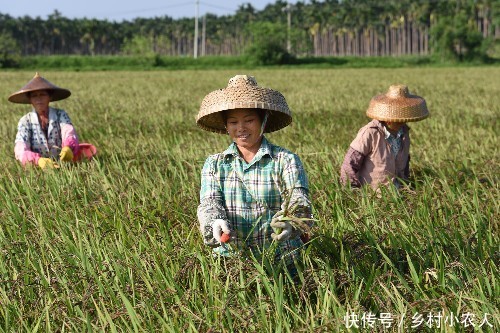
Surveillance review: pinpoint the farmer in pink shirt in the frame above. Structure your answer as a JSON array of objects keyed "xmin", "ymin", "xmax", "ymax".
[
  {"xmin": 9, "ymin": 73, "xmax": 96, "ymax": 168},
  {"xmin": 340, "ymin": 85, "xmax": 429, "ymax": 190}
]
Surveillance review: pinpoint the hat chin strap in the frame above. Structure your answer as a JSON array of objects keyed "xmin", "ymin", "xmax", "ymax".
[{"xmin": 259, "ymin": 112, "xmax": 269, "ymax": 137}]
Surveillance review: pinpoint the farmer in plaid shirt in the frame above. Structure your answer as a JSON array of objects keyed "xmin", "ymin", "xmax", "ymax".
[{"xmin": 196, "ymin": 75, "xmax": 312, "ymax": 275}]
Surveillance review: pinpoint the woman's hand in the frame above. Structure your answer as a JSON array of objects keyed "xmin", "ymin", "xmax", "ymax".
[
  {"xmin": 212, "ymin": 219, "xmax": 230, "ymax": 243},
  {"xmin": 59, "ymin": 146, "xmax": 74, "ymax": 162},
  {"xmin": 270, "ymin": 218, "xmax": 294, "ymax": 242},
  {"xmin": 271, "ymin": 211, "xmax": 311, "ymax": 242}
]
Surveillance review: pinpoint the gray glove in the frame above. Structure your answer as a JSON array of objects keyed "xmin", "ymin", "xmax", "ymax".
[{"xmin": 270, "ymin": 211, "xmax": 299, "ymax": 242}]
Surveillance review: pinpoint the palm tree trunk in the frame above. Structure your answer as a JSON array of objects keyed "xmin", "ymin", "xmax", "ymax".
[
  {"xmin": 399, "ymin": 26, "xmax": 403, "ymax": 56},
  {"xmin": 332, "ymin": 33, "xmax": 336, "ymax": 56},
  {"xmin": 390, "ymin": 27, "xmax": 395, "ymax": 56},
  {"xmin": 385, "ymin": 25, "xmax": 389, "ymax": 56},
  {"xmin": 425, "ymin": 25, "xmax": 429, "ymax": 55}
]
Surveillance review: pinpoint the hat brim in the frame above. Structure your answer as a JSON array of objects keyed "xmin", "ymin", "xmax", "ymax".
[
  {"xmin": 8, "ymin": 88, "xmax": 71, "ymax": 104},
  {"xmin": 366, "ymin": 94, "xmax": 429, "ymax": 122},
  {"xmin": 196, "ymin": 85, "xmax": 293, "ymax": 133},
  {"xmin": 197, "ymin": 108, "xmax": 292, "ymax": 134},
  {"xmin": 8, "ymin": 73, "xmax": 71, "ymax": 104}
]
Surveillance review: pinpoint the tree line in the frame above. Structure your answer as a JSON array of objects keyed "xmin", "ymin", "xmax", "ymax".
[{"xmin": 0, "ymin": 0, "xmax": 498, "ymax": 67}]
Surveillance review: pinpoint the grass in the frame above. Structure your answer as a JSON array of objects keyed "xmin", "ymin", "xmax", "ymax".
[{"xmin": 0, "ymin": 68, "xmax": 498, "ymax": 331}]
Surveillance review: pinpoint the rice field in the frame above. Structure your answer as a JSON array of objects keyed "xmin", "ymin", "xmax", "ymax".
[{"xmin": 0, "ymin": 67, "xmax": 498, "ymax": 332}]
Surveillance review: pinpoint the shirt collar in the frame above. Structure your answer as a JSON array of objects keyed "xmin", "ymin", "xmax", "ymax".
[
  {"xmin": 383, "ymin": 125, "xmax": 404, "ymax": 140},
  {"xmin": 30, "ymin": 107, "xmax": 56, "ymax": 118},
  {"xmin": 222, "ymin": 136, "xmax": 273, "ymax": 161},
  {"xmin": 255, "ymin": 136, "xmax": 273, "ymax": 160}
]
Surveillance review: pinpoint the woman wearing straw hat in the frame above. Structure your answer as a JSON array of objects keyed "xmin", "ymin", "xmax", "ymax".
[
  {"xmin": 9, "ymin": 73, "xmax": 96, "ymax": 168},
  {"xmin": 340, "ymin": 84, "xmax": 429, "ymax": 189},
  {"xmin": 196, "ymin": 75, "xmax": 312, "ymax": 275}
]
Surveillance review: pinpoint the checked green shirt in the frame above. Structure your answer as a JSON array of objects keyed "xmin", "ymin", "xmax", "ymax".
[{"xmin": 197, "ymin": 137, "xmax": 312, "ymax": 263}]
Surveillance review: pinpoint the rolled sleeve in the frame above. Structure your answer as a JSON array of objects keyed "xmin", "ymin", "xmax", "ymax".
[{"xmin": 280, "ymin": 154, "xmax": 312, "ymax": 221}]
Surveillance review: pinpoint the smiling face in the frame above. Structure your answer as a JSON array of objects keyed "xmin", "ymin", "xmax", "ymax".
[
  {"xmin": 225, "ymin": 108, "xmax": 263, "ymax": 152},
  {"xmin": 29, "ymin": 90, "xmax": 51, "ymax": 114}
]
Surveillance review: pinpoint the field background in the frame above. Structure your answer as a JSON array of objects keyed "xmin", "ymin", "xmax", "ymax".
[{"xmin": 0, "ymin": 68, "xmax": 498, "ymax": 332}]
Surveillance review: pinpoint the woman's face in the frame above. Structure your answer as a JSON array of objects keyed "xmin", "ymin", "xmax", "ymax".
[
  {"xmin": 226, "ymin": 108, "xmax": 263, "ymax": 150},
  {"xmin": 29, "ymin": 90, "xmax": 50, "ymax": 113}
]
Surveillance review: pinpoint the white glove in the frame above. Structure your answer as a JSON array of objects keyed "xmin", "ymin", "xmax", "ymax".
[
  {"xmin": 270, "ymin": 214, "xmax": 293, "ymax": 242},
  {"xmin": 212, "ymin": 219, "xmax": 230, "ymax": 243}
]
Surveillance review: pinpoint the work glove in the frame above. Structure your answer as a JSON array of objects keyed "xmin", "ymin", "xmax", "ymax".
[
  {"xmin": 212, "ymin": 219, "xmax": 230, "ymax": 244},
  {"xmin": 270, "ymin": 217, "xmax": 294, "ymax": 242},
  {"xmin": 38, "ymin": 158, "xmax": 58, "ymax": 169},
  {"xmin": 270, "ymin": 210, "xmax": 297, "ymax": 242},
  {"xmin": 59, "ymin": 146, "xmax": 74, "ymax": 162}
]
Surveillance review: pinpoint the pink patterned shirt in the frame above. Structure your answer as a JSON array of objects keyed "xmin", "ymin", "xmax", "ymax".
[{"xmin": 14, "ymin": 107, "xmax": 79, "ymax": 165}]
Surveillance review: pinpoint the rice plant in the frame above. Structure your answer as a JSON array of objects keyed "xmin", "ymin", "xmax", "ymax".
[{"xmin": 0, "ymin": 68, "xmax": 498, "ymax": 332}]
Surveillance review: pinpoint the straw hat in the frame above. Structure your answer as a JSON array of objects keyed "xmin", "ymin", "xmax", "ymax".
[
  {"xmin": 196, "ymin": 75, "xmax": 292, "ymax": 133},
  {"xmin": 8, "ymin": 72, "xmax": 71, "ymax": 104},
  {"xmin": 366, "ymin": 85, "xmax": 429, "ymax": 122}
]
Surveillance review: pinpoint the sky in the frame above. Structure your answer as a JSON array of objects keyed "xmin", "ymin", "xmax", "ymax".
[{"xmin": 1, "ymin": 1, "xmax": 300, "ymax": 21}]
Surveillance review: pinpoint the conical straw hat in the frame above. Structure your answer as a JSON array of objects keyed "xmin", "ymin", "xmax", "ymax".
[
  {"xmin": 366, "ymin": 85, "xmax": 429, "ymax": 122},
  {"xmin": 196, "ymin": 75, "xmax": 292, "ymax": 134},
  {"xmin": 8, "ymin": 72, "xmax": 71, "ymax": 104}
]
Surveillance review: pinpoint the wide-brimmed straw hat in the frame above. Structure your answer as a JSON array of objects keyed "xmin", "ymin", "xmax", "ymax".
[
  {"xmin": 366, "ymin": 85, "xmax": 429, "ymax": 122},
  {"xmin": 196, "ymin": 75, "xmax": 292, "ymax": 134},
  {"xmin": 8, "ymin": 72, "xmax": 71, "ymax": 104}
]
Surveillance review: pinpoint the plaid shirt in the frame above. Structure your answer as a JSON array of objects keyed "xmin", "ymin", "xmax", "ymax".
[
  {"xmin": 198, "ymin": 137, "xmax": 312, "ymax": 264},
  {"xmin": 383, "ymin": 126, "xmax": 405, "ymax": 156}
]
